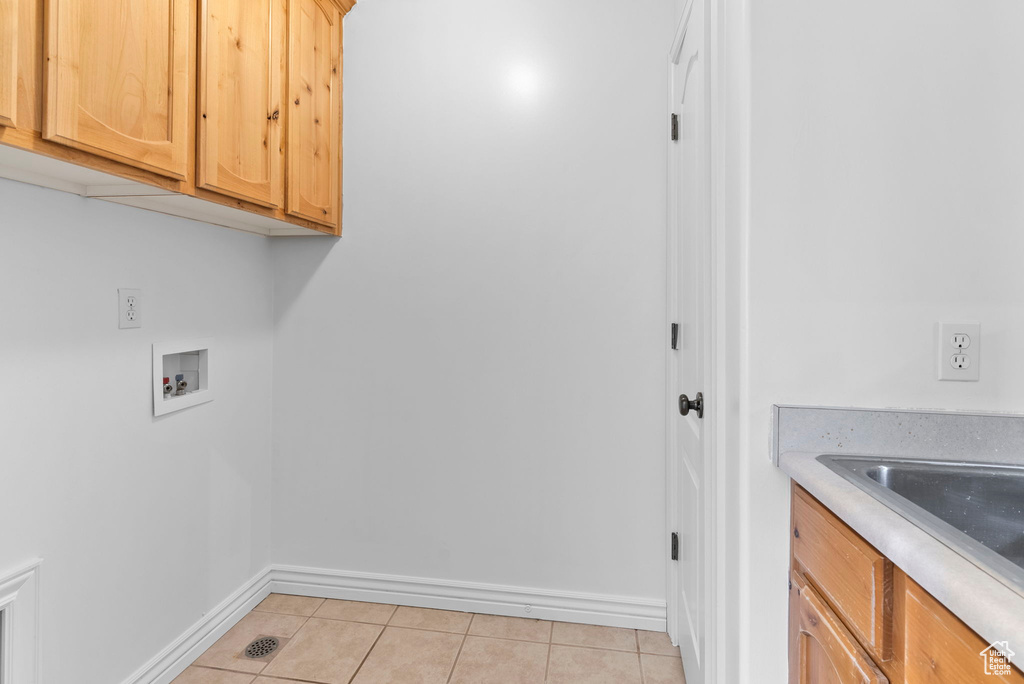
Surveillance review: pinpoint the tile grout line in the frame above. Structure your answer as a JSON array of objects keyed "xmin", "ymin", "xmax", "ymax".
[
  {"xmin": 443, "ymin": 621, "xmax": 472, "ymax": 684},
  {"xmin": 549, "ymin": 642, "xmax": 642, "ymax": 653},
  {"xmin": 634, "ymin": 630, "xmax": 645, "ymax": 684},
  {"xmin": 544, "ymin": 620, "xmax": 553, "ymax": 683},
  {"xmin": 189, "ymin": 664, "xmax": 318, "ymax": 682},
  {"xmin": 258, "ymin": 610, "xmax": 314, "ymax": 678},
  {"xmin": 342, "ymin": 623, "xmax": 388, "ymax": 684}
]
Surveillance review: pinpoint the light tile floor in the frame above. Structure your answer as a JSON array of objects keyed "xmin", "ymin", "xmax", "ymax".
[{"xmin": 173, "ymin": 593, "xmax": 686, "ymax": 684}]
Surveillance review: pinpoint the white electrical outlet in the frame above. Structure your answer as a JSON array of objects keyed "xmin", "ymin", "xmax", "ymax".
[
  {"xmin": 118, "ymin": 288, "xmax": 142, "ymax": 329},
  {"xmin": 937, "ymin": 322, "xmax": 980, "ymax": 381}
]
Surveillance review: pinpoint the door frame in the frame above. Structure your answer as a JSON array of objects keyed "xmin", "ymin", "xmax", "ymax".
[{"xmin": 664, "ymin": 0, "xmax": 748, "ymax": 682}]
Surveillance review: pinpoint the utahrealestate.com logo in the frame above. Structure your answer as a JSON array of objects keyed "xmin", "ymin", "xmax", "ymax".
[{"xmin": 980, "ymin": 641, "xmax": 1015, "ymax": 676}]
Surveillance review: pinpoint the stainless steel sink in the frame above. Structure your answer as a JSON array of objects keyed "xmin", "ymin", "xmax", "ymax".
[{"xmin": 818, "ymin": 455, "xmax": 1024, "ymax": 594}]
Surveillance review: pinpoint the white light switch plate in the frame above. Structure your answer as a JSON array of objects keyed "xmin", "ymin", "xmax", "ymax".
[
  {"xmin": 118, "ymin": 288, "xmax": 141, "ymax": 329},
  {"xmin": 937, "ymin": 322, "xmax": 980, "ymax": 381}
]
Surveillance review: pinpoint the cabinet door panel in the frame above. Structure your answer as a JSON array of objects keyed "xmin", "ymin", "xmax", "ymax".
[
  {"xmin": 198, "ymin": 0, "xmax": 284, "ymax": 207},
  {"xmin": 790, "ymin": 573, "xmax": 888, "ymax": 684},
  {"xmin": 904, "ymin": 577, "xmax": 1024, "ymax": 683},
  {"xmin": 793, "ymin": 486, "xmax": 893, "ymax": 660},
  {"xmin": 286, "ymin": 0, "xmax": 340, "ymax": 228},
  {"xmin": 0, "ymin": 0, "xmax": 15, "ymax": 126},
  {"xmin": 44, "ymin": 0, "xmax": 192, "ymax": 179},
  {"xmin": 0, "ymin": 0, "xmax": 36, "ymax": 128}
]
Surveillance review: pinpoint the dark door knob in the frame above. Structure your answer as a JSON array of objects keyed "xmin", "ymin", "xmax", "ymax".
[{"xmin": 678, "ymin": 392, "xmax": 704, "ymax": 419}]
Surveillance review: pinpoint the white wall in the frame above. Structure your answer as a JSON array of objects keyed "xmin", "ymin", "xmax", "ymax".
[
  {"xmin": 271, "ymin": 0, "xmax": 674, "ymax": 602},
  {"xmin": 0, "ymin": 180, "xmax": 275, "ymax": 684},
  {"xmin": 742, "ymin": 2, "xmax": 1024, "ymax": 681}
]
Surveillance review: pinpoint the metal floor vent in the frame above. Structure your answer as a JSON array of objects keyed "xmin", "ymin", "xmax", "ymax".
[{"xmin": 244, "ymin": 636, "xmax": 279, "ymax": 659}]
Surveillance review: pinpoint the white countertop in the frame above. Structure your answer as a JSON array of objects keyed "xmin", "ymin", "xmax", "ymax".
[{"xmin": 780, "ymin": 450, "xmax": 1024, "ymax": 651}]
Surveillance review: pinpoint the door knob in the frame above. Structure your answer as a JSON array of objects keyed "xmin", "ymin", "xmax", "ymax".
[{"xmin": 678, "ymin": 392, "xmax": 704, "ymax": 419}]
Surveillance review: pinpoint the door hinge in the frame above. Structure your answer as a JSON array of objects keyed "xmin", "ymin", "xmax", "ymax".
[
  {"xmin": 671, "ymin": 532, "xmax": 679, "ymax": 561},
  {"xmin": 670, "ymin": 323, "xmax": 679, "ymax": 350},
  {"xmin": 670, "ymin": 113, "xmax": 679, "ymax": 142}
]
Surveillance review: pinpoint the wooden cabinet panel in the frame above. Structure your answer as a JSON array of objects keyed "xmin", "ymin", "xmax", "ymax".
[
  {"xmin": 286, "ymin": 0, "xmax": 341, "ymax": 228},
  {"xmin": 903, "ymin": 577, "xmax": 1024, "ymax": 683},
  {"xmin": 0, "ymin": 0, "xmax": 16, "ymax": 126},
  {"xmin": 791, "ymin": 572, "xmax": 890, "ymax": 684},
  {"xmin": 44, "ymin": 0, "xmax": 193, "ymax": 179},
  {"xmin": 0, "ymin": 0, "xmax": 40, "ymax": 129},
  {"xmin": 793, "ymin": 486, "xmax": 894, "ymax": 661},
  {"xmin": 198, "ymin": 0, "xmax": 285, "ymax": 207}
]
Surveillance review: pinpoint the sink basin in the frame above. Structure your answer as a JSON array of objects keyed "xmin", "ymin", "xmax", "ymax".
[{"xmin": 818, "ymin": 455, "xmax": 1024, "ymax": 594}]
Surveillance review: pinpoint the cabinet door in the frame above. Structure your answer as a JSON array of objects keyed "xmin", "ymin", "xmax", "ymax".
[
  {"xmin": 904, "ymin": 577, "xmax": 1024, "ymax": 683},
  {"xmin": 198, "ymin": 0, "xmax": 284, "ymax": 207},
  {"xmin": 44, "ymin": 0, "xmax": 192, "ymax": 179},
  {"xmin": 0, "ymin": 0, "xmax": 18, "ymax": 126},
  {"xmin": 286, "ymin": 0, "xmax": 341, "ymax": 228},
  {"xmin": 790, "ymin": 573, "xmax": 889, "ymax": 684}
]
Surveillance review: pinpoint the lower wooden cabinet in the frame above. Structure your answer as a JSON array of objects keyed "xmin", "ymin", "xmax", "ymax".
[
  {"xmin": 903, "ymin": 579, "xmax": 1022, "ymax": 684},
  {"xmin": 790, "ymin": 484, "xmax": 1024, "ymax": 684},
  {"xmin": 790, "ymin": 572, "xmax": 889, "ymax": 684}
]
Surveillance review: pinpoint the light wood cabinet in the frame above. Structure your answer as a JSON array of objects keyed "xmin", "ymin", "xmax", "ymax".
[
  {"xmin": 1, "ymin": 0, "xmax": 354, "ymax": 235},
  {"xmin": 792, "ymin": 485, "xmax": 894, "ymax": 661},
  {"xmin": 904, "ymin": 578, "xmax": 1023, "ymax": 684},
  {"xmin": 0, "ymin": 0, "xmax": 41, "ymax": 130},
  {"xmin": 198, "ymin": 0, "xmax": 285, "ymax": 207},
  {"xmin": 790, "ymin": 572, "xmax": 889, "ymax": 684},
  {"xmin": 790, "ymin": 485, "xmax": 1024, "ymax": 684},
  {"xmin": 0, "ymin": 0, "xmax": 16, "ymax": 127},
  {"xmin": 286, "ymin": 0, "xmax": 341, "ymax": 227},
  {"xmin": 44, "ymin": 0, "xmax": 194, "ymax": 179}
]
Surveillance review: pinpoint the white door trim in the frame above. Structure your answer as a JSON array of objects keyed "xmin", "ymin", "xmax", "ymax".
[{"xmin": 0, "ymin": 559, "xmax": 43, "ymax": 684}]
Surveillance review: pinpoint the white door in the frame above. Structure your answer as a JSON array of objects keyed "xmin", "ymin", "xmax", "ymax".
[{"xmin": 667, "ymin": 0, "xmax": 711, "ymax": 682}]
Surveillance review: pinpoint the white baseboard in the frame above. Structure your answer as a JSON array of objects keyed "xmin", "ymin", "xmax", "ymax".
[
  {"xmin": 270, "ymin": 565, "xmax": 666, "ymax": 632},
  {"xmin": 120, "ymin": 567, "xmax": 273, "ymax": 684},
  {"xmin": 125, "ymin": 565, "xmax": 666, "ymax": 684}
]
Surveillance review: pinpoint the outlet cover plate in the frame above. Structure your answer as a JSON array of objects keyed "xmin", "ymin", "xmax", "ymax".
[
  {"xmin": 118, "ymin": 288, "xmax": 141, "ymax": 329},
  {"xmin": 938, "ymin": 322, "xmax": 980, "ymax": 382}
]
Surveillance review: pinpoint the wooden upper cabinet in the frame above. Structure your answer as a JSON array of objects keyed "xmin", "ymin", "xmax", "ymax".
[
  {"xmin": 0, "ymin": 0, "xmax": 37, "ymax": 129},
  {"xmin": 198, "ymin": 0, "xmax": 285, "ymax": 208},
  {"xmin": 44, "ymin": 0, "xmax": 193, "ymax": 179},
  {"xmin": 286, "ymin": 0, "xmax": 341, "ymax": 228},
  {"xmin": 0, "ymin": 0, "xmax": 16, "ymax": 127}
]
